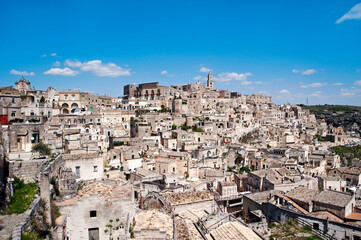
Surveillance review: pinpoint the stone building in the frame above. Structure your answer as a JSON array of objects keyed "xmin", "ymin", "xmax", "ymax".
[
  {"xmin": 56, "ymin": 183, "xmax": 134, "ymax": 240},
  {"xmin": 15, "ymin": 77, "xmax": 32, "ymax": 95}
]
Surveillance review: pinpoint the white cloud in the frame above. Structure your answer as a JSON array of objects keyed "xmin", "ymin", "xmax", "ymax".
[
  {"xmin": 64, "ymin": 60, "xmax": 82, "ymax": 68},
  {"xmin": 339, "ymin": 87, "xmax": 361, "ymax": 97},
  {"xmin": 310, "ymin": 91, "xmax": 322, "ymax": 97},
  {"xmin": 353, "ymin": 80, "xmax": 361, "ymax": 86},
  {"xmin": 41, "ymin": 54, "xmax": 47, "ymax": 57},
  {"xmin": 333, "ymin": 82, "xmax": 344, "ymax": 86},
  {"xmin": 64, "ymin": 59, "xmax": 131, "ymax": 77},
  {"xmin": 50, "ymin": 53, "xmax": 57, "ymax": 56},
  {"xmin": 193, "ymin": 76, "xmax": 206, "ymax": 81},
  {"xmin": 292, "ymin": 68, "xmax": 317, "ymax": 75},
  {"xmin": 44, "ymin": 67, "xmax": 79, "ymax": 76},
  {"xmin": 300, "ymin": 82, "xmax": 327, "ymax": 88},
  {"xmin": 200, "ymin": 67, "xmax": 211, "ymax": 72},
  {"xmin": 160, "ymin": 70, "xmax": 175, "ymax": 77},
  {"xmin": 279, "ymin": 89, "xmax": 290, "ymax": 94},
  {"xmin": 10, "ymin": 69, "xmax": 35, "ymax": 76},
  {"xmin": 53, "ymin": 61, "xmax": 61, "ymax": 67},
  {"xmin": 302, "ymin": 69, "xmax": 317, "ymax": 75},
  {"xmin": 241, "ymin": 81, "xmax": 252, "ymax": 85},
  {"xmin": 336, "ymin": 3, "xmax": 361, "ymax": 24},
  {"xmin": 214, "ymin": 72, "xmax": 252, "ymax": 83}
]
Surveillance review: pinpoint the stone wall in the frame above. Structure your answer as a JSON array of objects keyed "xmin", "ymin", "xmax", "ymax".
[
  {"xmin": 11, "ymin": 197, "xmax": 41, "ymax": 240},
  {"xmin": 9, "ymin": 159, "xmax": 48, "ymax": 183}
]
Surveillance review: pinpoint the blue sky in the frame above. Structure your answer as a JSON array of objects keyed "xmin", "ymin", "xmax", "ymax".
[{"xmin": 1, "ymin": 0, "xmax": 361, "ymax": 105}]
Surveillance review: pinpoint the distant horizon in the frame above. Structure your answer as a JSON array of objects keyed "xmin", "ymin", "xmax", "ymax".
[
  {"xmin": 1, "ymin": 1, "xmax": 360, "ymax": 105},
  {"xmin": 3, "ymin": 75, "xmax": 361, "ymax": 107}
]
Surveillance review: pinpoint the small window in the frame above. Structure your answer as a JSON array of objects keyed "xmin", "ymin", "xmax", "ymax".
[
  {"xmin": 93, "ymin": 166, "xmax": 98, "ymax": 172},
  {"xmin": 173, "ymin": 167, "xmax": 175, "ymax": 172},
  {"xmin": 90, "ymin": 210, "xmax": 97, "ymax": 218},
  {"xmin": 313, "ymin": 223, "xmax": 319, "ymax": 230},
  {"xmin": 75, "ymin": 166, "xmax": 81, "ymax": 178},
  {"xmin": 11, "ymin": 111, "xmax": 16, "ymax": 117}
]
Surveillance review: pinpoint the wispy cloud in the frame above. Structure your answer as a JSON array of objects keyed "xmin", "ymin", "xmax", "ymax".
[
  {"xmin": 333, "ymin": 82, "xmax": 344, "ymax": 86},
  {"xmin": 339, "ymin": 87, "xmax": 361, "ymax": 97},
  {"xmin": 160, "ymin": 70, "xmax": 175, "ymax": 77},
  {"xmin": 10, "ymin": 69, "xmax": 35, "ymax": 76},
  {"xmin": 41, "ymin": 53, "xmax": 61, "ymax": 58},
  {"xmin": 354, "ymin": 80, "xmax": 361, "ymax": 86},
  {"xmin": 292, "ymin": 68, "xmax": 317, "ymax": 75},
  {"xmin": 279, "ymin": 89, "xmax": 290, "ymax": 94},
  {"xmin": 214, "ymin": 72, "xmax": 252, "ymax": 83},
  {"xmin": 302, "ymin": 69, "xmax": 317, "ymax": 75},
  {"xmin": 44, "ymin": 67, "xmax": 79, "ymax": 76},
  {"xmin": 64, "ymin": 59, "xmax": 131, "ymax": 77},
  {"xmin": 310, "ymin": 91, "xmax": 322, "ymax": 97},
  {"xmin": 300, "ymin": 82, "xmax": 327, "ymax": 88},
  {"xmin": 193, "ymin": 76, "xmax": 206, "ymax": 81},
  {"xmin": 200, "ymin": 67, "xmax": 211, "ymax": 72},
  {"xmin": 53, "ymin": 61, "xmax": 61, "ymax": 67},
  {"xmin": 336, "ymin": 3, "xmax": 361, "ymax": 24}
]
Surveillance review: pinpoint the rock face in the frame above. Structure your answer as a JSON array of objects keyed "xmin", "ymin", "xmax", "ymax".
[
  {"xmin": 9, "ymin": 159, "xmax": 48, "ymax": 183},
  {"xmin": 57, "ymin": 166, "xmax": 77, "ymax": 195}
]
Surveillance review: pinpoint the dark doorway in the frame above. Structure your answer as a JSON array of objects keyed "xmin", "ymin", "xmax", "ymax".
[{"xmin": 88, "ymin": 228, "xmax": 99, "ymax": 240}]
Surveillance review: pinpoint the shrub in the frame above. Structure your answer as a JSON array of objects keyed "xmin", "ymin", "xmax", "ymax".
[
  {"xmin": 181, "ymin": 125, "xmax": 191, "ymax": 131},
  {"xmin": 31, "ymin": 142, "xmax": 51, "ymax": 156},
  {"xmin": 113, "ymin": 141, "xmax": 124, "ymax": 146},
  {"xmin": 50, "ymin": 201, "xmax": 60, "ymax": 226},
  {"xmin": 22, "ymin": 231, "xmax": 42, "ymax": 240}
]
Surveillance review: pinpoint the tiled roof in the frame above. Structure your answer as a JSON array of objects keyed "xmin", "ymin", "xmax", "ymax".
[
  {"xmin": 286, "ymin": 187, "xmax": 319, "ymax": 203},
  {"xmin": 134, "ymin": 210, "xmax": 173, "ymax": 238},
  {"xmin": 162, "ymin": 190, "xmax": 212, "ymax": 206},
  {"xmin": 209, "ymin": 222, "xmax": 262, "ymax": 240},
  {"xmin": 312, "ymin": 190, "xmax": 353, "ymax": 207}
]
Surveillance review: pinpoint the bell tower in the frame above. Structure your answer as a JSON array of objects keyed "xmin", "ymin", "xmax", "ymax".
[{"xmin": 207, "ymin": 70, "xmax": 214, "ymax": 90}]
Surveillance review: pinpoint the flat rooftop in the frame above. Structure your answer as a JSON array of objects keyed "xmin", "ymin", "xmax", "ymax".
[
  {"xmin": 134, "ymin": 210, "xmax": 173, "ymax": 238},
  {"xmin": 161, "ymin": 190, "xmax": 212, "ymax": 206}
]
